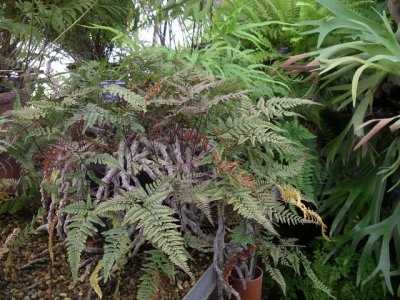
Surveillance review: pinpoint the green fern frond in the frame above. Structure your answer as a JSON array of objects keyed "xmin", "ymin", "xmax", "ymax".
[
  {"xmin": 218, "ymin": 116, "xmax": 283, "ymax": 146},
  {"xmin": 84, "ymin": 153, "xmax": 124, "ymax": 172},
  {"xmin": 257, "ymin": 97, "xmax": 317, "ymax": 120},
  {"xmin": 102, "ymin": 227, "xmax": 131, "ymax": 281},
  {"xmin": 94, "ymin": 189, "xmax": 146, "ymax": 215},
  {"xmin": 280, "ymin": 251, "xmax": 301, "ymax": 275},
  {"xmin": 300, "ymin": 253, "xmax": 335, "ymax": 299},
  {"xmin": 61, "ymin": 87, "xmax": 98, "ymax": 106},
  {"xmin": 137, "ymin": 250, "xmax": 175, "ymax": 300},
  {"xmin": 61, "ymin": 199, "xmax": 97, "ymax": 215},
  {"xmin": 265, "ymin": 264, "xmax": 287, "ymax": 295},
  {"xmin": 228, "ymin": 188, "xmax": 278, "ymax": 235},
  {"xmin": 11, "ymin": 107, "xmax": 47, "ymax": 120},
  {"xmin": 136, "ymin": 270, "xmax": 161, "ymax": 300},
  {"xmin": 94, "ymin": 181, "xmax": 193, "ymax": 278},
  {"xmin": 271, "ymin": 158, "xmax": 305, "ymax": 180},
  {"xmin": 61, "ymin": 200, "xmax": 105, "ymax": 282},
  {"xmin": 174, "ymin": 180, "xmax": 219, "ymax": 224},
  {"xmin": 23, "ymin": 127, "xmax": 62, "ymax": 142},
  {"xmin": 81, "ymin": 103, "xmax": 120, "ymax": 131},
  {"xmin": 183, "ymin": 233, "xmax": 211, "ymax": 249},
  {"xmin": 104, "ymin": 85, "xmax": 147, "ymax": 112},
  {"xmin": 230, "ymin": 224, "xmax": 254, "ymax": 247},
  {"xmin": 142, "ymin": 250, "xmax": 175, "ymax": 281}
]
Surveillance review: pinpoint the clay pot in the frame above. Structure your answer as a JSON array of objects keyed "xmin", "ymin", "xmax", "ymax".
[
  {"xmin": 0, "ymin": 91, "xmax": 16, "ymax": 115},
  {"xmin": 231, "ymin": 266, "xmax": 264, "ymax": 300},
  {"xmin": 0, "ymin": 90, "xmax": 22, "ymax": 181},
  {"xmin": 0, "ymin": 153, "xmax": 20, "ymax": 180}
]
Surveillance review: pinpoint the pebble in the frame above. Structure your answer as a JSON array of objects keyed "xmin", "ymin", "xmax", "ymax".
[
  {"xmin": 23, "ymin": 296, "xmax": 30, "ymax": 300},
  {"xmin": 30, "ymin": 293, "xmax": 37, "ymax": 300},
  {"xmin": 59, "ymin": 293, "xmax": 67, "ymax": 297}
]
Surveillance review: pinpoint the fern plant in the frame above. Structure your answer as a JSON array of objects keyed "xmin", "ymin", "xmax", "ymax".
[
  {"xmin": 94, "ymin": 180, "xmax": 193, "ymax": 278},
  {"xmin": 258, "ymin": 236, "xmax": 334, "ymax": 298},
  {"xmin": 4, "ymin": 61, "xmax": 330, "ymax": 299}
]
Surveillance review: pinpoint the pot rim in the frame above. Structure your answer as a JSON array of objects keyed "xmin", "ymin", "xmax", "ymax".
[{"xmin": 229, "ymin": 265, "xmax": 263, "ymax": 282}]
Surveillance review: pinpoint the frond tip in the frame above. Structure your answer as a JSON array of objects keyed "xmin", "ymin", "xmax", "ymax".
[{"xmin": 278, "ymin": 185, "xmax": 329, "ymax": 240}]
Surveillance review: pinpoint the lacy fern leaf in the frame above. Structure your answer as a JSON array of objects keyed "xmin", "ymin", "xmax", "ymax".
[
  {"xmin": 174, "ymin": 180, "xmax": 220, "ymax": 224},
  {"xmin": 265, "ymin": 264, "xmax": 287, "ymax": 295},
  {"xmin": 94, "ymin": 181, "xmax": 193, "ymax": 278},
  {"xmin": 137, "ymin": 270, "xmax": 161, "ymax": 300},
  {"xmin": 62, "ymin": 200, "xmax": 105, "ymax": 281},
  {"xmin": 102, "ymin": 227, "xmax": 131, "ymax": 280},
  {"xmin": 300, "ymin": 253, "xmax": 335, "ymax": 299},
  {"xmin": 257, "ymin": 97, "xmax": 317, "ymax": 120},
  {"xmin": 230, "ymin": 224, "xmax": 254, "ymax": 247},
  {"xmin": 105, "ymin": 85, "xmax": 147, "ymax": 112},
  {"xmin": 137, "ymin": 250, "xmax": 175, "ymax": 300},
  {"xmin": 228, "ymin": 188, "xmax": 277, "ymax": 235},
  {"xmin": 84, "ymin": 153, "xmax": 124, "ymax": 172}
]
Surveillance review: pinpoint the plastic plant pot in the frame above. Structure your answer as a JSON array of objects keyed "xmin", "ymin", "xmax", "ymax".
[
  {"xmin": 99, "ymin": 80, "xmax": 127, "ymax": 103},
  {"xmin": 231, "ymin": 266, "xmax": 264, "ymax": 300}
]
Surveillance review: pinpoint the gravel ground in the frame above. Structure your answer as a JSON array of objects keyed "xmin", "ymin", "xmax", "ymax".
[{"xmin": 0, "ymin": 214, "xmax": 212, "ymax": 300}]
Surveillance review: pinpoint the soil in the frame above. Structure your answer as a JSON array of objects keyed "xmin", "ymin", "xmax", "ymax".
[{"xmin": 0, "ymin": 213, "xmax": 212, "ymax": 300}]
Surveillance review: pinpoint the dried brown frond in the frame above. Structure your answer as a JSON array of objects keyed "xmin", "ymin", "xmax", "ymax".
[
  {"xmin": 278, "ymin": 185, "xmax": 329, "ymax": 241},
  {"xmin": 0, "ymin": 228, "xmax": 20, "ymax": 259}
]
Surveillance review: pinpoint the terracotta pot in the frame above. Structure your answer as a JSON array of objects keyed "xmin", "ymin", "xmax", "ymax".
[
  {"xmin": 0, "ymin": 90, "xmax": 17, "ymax": 115},
  {"xmin": 231, "ymin": 266, "xmax": 264, "ymax": 300},
  {"xmin": 0, "ymin": 91, "xmax": 20, "ymax": 181},
  {"xmin": 0, "ymin": 153, "xmax": 20, "ymax": 180}
]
